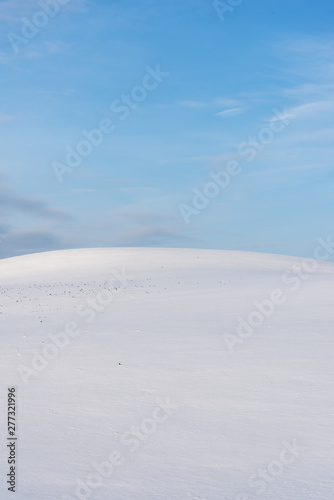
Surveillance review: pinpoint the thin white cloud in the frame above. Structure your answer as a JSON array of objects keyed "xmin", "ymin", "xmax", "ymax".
[
  {"xmin": 267, "ymin": 101, "xmax": 334, "ymax": 125},
  {"xmin": 0, "ymin": 0, "xmax": 35, "ymax": 22},
  {"xmin": 156, "ymin": 104, "xmax": 171, "ymax": 109},
  {"xmin": 282, "ymin": 83, "xmax": 334, "ymax": 99},
  {"xmin": 181, "ymin": 155, "xmax": 215, "ymax": 163},
  {"xmin": 38, "ymin": 88, "xmax": 76, "ymax": 96},
  {"xmin": 246, "ymin": 163, "xmax": 323, "ymax": 180},
  {"xmin": 288, "ymin": 100, "xmax": 334, "ymax": 118},
  {"xmin": 281, "ymin": 34, "xmax": 334, "ymax": 62},
  {"xmin": 0, "ymin": 0, "xmax": 89, "ymax": 20},
  {"xmin": 276, "ymin": 34, "xmax": 334, "ymax": 97},
  {"xmin": 214, "ymin": 98, "xmax": 241, "ymax": 108},
  {"xmin": 277, "ymin": 128, "xmax": 334, "ymax": 148},
  {"xmin": 179, "ymin": 97, "xmax": 242, "ymax": 110},
  {"xmin": 119, "ymin": 187, "xmax": 158, "ymax": 193},
  {"xmin": 0, "ymin": 113, "xmax": 13, "ymax": 122},
  {"xmin": 112, "ymin": 225, "xmax": 190, "ymax": 247},
  {"xmin": 72, "ymin": 188, "xmax": 102, "ymax": 194},
  {"xmin": 216, "ymin": 107, "xmax": 244, "ymax": 118}
]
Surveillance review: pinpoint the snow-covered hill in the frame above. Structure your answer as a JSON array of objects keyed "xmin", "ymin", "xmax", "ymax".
[{"xmin": 0, "ymin": 248, "xmax": 333, "ymax": 499}]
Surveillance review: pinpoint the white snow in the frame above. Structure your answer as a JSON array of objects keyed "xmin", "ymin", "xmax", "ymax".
[{"xmin": 0, "ymin": 247, "xmax": 333, "ymax": 499}]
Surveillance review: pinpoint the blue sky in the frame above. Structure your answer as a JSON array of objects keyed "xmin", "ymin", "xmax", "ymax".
[{"xmin": 0, "ymin": 0, "xmax": 333, "ymax": 259}]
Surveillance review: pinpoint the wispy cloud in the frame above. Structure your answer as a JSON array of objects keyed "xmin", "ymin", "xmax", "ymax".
[
  {"xmin": 118, "ymin": 186, "xmax": 158, "ymax": 193},
  {"xmin": 278, "ymin": 128, "xmax": 334, "ymax": 146},
  {"xmin": 0, "ymin": 228, "xmax": 62, "ymax": 259},
  {"xmin": 286, "ymin": 100, "xmax": 334, "ymax": 119},
  {"xmin": 0, "ymin": 184, "xmax": 70, "ymax": 221},
  {"xmin": 282, "ymin": 83, "xmax": 334, "ymax": 100},
  {"xmin": 112, "ymin": 225, "xmax": 190, "ymax": 247},
  {"xmin": 179, "ymin": 97, "xmax": 243, "ymax": 110},
  {"xmin": 0, "ymin": 113, "xmax": 13, "ymax": 122},
  {"xmin": 277, "ymin": 34, "xmax": 334, "ymax": 99},
  {"xmin": 280, "ymin": 34, "xmax": 334, "ymax": 65},
  {"xmin": 0, "ymin": 176, "xmax": 72, "ymax": 258},
  {"xmin": 0, "ymin": 0, "xmax": 35, "ymax": 22},
  {"xmin": 38, "ymin": 88, "xmax": 76, "ymax": 97},
  {"xmin": 246, "ymin": 163, "xmax": 322, "ymax": 181},
  {"xmin": 216, "ymin": 107, "xmax": 244, "ymax": 118},
  {"xmin": 0, "ymin": 0, "xmax": 89, "ymax": 21},
  {"xmin": 213, "ymin": 98, "xmax": 241, "ymax": 107},
  {"xmin": 100, "ymin": 209, "xmax": 193, "ymax": 248},
  {"xmin": 119, "ymin": 210, "xmax": 175, "ymax": 225}
]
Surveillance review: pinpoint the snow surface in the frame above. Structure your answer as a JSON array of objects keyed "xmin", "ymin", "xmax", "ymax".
[{"xmin": 0, "ymin": 247, "xmax": 333, "ymax": 500}]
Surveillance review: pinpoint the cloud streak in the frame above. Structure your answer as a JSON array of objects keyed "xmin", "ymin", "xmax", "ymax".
[
  {"xmin": 0, "ymin": 177, "xmax": 72, "ymax": 259},
  {"xmin": 0, "ymin": 229, "xmax": 62, "ymax": 259},
  {"xmin": 178, "ymin": 97, "xmax": 244, "ymax": 114},
  {"xmin": 216, "ymin": 107, "xmax": 244, "ymax": 118},
  {"xmin": 0, "ymin": 184, "xmax": 70, "ymax": 221},
  {"xmin": 112, "ymin": 225, "xmax": 191, "ymax": 247}
]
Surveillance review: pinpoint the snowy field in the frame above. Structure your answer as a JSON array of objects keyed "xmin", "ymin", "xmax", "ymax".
[{"xmin": 0, "ymin": 247, "xmax": 333, "ymax": 500}]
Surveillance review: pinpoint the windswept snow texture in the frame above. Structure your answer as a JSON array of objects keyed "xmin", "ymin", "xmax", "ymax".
[{"xmin": 0, "ymin": 248, "xmax": 333, "ymax": 500}]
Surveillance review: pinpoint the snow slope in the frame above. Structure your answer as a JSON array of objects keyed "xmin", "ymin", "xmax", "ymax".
[{"xmin": 0, "ymin": 248, "xmax": 333, "ymax": 500}]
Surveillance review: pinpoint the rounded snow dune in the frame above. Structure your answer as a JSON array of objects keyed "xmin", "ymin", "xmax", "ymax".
[{"xmin": 0, "ymin": 248, "xmax": 333, "ymax": 500}]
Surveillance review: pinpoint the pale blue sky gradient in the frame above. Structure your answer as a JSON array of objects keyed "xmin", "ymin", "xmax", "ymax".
[{"xmin": 0, "ymin": 0, "xmax": 333, "ymax": 258}]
